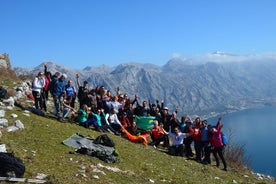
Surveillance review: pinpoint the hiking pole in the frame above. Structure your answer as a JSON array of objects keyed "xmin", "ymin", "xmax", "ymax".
[{"xmin": 0, "ymin": 177, "xmax": 49, "ymax": 183}]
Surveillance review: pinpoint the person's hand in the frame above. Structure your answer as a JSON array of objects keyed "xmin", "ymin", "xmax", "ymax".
[{"xmin": 76, "ymin": 73, "xmax": 79, "ymax": 78}]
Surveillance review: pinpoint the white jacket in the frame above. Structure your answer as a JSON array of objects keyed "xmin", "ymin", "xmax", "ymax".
[{"xmin": 32, "ymin": 77, "xmax": 45, "ymax": 92}]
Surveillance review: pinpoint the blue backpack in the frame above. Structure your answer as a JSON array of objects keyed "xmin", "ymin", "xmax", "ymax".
[{"xmin": 221, "ymin": 132, "xmax": 228, "ymax": 146}]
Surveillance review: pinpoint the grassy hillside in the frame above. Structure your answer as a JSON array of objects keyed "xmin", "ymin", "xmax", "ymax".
[{"xmin": 0, "ymin": 78, "xmax": 275, "ymax": 184}]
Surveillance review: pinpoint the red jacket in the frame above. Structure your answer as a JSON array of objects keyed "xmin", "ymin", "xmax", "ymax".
[
  {"xmin": 209, "ymin": 121, "xmax": 223, "ymax": 147},
  {"xmin": 150, "ymin": 126, "xmax": 166, "ymax": 140}
]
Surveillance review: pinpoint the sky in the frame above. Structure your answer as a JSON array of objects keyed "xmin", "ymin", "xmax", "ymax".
[{"xmin": 1, "ymin": 0, "xmax": 276, "ymax": 69}]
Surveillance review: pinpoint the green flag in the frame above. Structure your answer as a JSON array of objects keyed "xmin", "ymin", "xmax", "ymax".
[{"xmin": 135, "ymin": 116, "xmax": 155, "ymax": 131}]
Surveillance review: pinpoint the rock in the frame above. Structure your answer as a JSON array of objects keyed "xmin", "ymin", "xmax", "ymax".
[
  {"xmin": 6, "ymin": 125, "xmax": 19, "ymax": 132},
  {"xmin": 0, "ymin": 118, "xmax": 8, "ymax": 126},
  {"xmin": 0, "ymin": 144, "xmax": 6, "ymax": 152},
  {"xmin": 10, "ymin": 113, "xmax": 18, "ymax": 118},
  {"xmin": 0, "ymin": 110, "xmax": 5, "ymax": 118},
  {"xmin": 14, "ymin": 120, "xmax": 24, "ymax": 129},
  {"xmin": 2, "ymin": 96, "xmax": 15, "ymax": 107},
  {"xmin": 35, "ymin": 173, "xmax": 47, "ymax": 180}
]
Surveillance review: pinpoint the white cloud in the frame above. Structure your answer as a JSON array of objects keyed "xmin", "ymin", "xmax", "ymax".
[{"xmin": 185, "ymin": 51, "xmax": 276, "ymax": 64}]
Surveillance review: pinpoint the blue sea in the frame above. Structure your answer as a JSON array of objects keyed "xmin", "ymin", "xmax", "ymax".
[{"xmin": 208, "ymin": 105, "xmax": 276, "ymax": 177}]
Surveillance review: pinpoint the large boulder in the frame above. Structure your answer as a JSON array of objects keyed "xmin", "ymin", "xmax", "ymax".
[{"xmin": 0, "ymin": 53, "xmax": 11, "ymax": 69}]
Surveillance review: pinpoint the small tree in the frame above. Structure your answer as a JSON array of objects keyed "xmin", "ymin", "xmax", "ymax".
[{"xmin": 223, "ymin": 128, "xmax": 252, "ymax": 170}]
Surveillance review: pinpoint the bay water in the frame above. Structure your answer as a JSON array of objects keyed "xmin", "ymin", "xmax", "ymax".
[{"xmin": 208, "ymin": 105, "xmax": 276, "ymax": 177}]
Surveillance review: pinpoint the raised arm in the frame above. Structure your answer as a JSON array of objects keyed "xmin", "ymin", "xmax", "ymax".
[{"xmin": 76, "ymin": 74, "xmax": 81, "ymax": 88}]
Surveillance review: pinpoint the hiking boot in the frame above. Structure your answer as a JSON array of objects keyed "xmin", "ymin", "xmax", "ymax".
[{"xmin": 222, "ymin": 168, "xmax": 227, "ymax": 171}]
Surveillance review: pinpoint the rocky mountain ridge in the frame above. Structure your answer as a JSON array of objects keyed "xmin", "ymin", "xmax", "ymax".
[{"xmin": 13, "ymin": 57, "xmax": 276, "ymax": 118}]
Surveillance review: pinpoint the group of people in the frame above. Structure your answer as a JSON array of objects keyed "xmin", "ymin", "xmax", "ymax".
[{"xmin": 31, "ymin": 63, "xmax": 227, "ymax": 172}]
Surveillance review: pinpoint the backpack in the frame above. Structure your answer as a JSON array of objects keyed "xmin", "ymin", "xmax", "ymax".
[
  {"xmin": 0, "ymin": 86, "xmax": 7, "ymax": 99},
  {"xmin": 221, "ymin": 132, "xmax": 228, "ymax": 146},
  {"xmin": 0, "ymin": 152, "xmax": 25, "ymax": 177},
  {"xmin": 94, "ymin": 134, "xmax": 115, "ymax": 147}
]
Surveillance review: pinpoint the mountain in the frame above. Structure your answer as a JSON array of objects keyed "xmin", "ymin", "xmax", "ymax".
[{"xmin": 13, "ymin": 57, "xmax": 276, "ymax": 118}]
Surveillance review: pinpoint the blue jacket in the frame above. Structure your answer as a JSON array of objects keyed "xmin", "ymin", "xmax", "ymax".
[{"xmin": 52, "ymin": 78, "xmax": 66, "ymax": 97}]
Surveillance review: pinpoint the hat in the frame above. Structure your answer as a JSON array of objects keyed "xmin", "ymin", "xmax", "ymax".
[
  {"xmin": 61, "ymin": 74, "xmax": 67, "ymax": 79},
  {"xmin": 163, "ymin": 107, "xmax": 168, "ymax": 110}
]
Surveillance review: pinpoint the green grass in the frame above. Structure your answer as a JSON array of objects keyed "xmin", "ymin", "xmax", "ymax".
[{"xmin": 1, "ymin": 106, "xmax": 275, "ymax": 184}]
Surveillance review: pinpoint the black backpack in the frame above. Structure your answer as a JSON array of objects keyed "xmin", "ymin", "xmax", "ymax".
[
  {"xmin": 0, "ymin": 152, "xmax": 25, "ymax": 178},
  {"xmin": 0, "ymin": 86, "xmax": 7, "ymax": 99},
  {"xmin": 94, "ymin": 134, "xmax": 115, "ymax": 147}
]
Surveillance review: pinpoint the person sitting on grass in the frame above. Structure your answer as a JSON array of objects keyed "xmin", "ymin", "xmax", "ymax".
[
  {"xmin": 105, "ymin": 107, "xmax": 122, "ymax": 134},
  {"xmin": 62, "ymin": 95, "xmax": 77, "ymax": 121},
  {"xmin": 91, "ymin": 108, "xmax": 118, "ymax": 134},
  {"xmin": 76, "ymin": 104, "xmax": 95, "ymax": 128}
]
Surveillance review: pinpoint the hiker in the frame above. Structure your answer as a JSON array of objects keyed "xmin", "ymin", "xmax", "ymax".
[
  {"xmin": 76, "ymin": 104, "xmax": 95, "ymax": 128},
  {"xmin": 131, "ymin": 95, "xmax": 150, "ymax": 116},
  {"xmin": 200, "ymin": 120, "xmax": 211, "ymax": 165},
  {"xmin": 65, "ymin": 80, "xmax": 77, "ymax": 109},
  {"xmin": 150, "ymin": 120, "xmax": 169, "ymax": 148},
  {"xmin": 183, "ymin": 117, "xmax": 194, "ymax": 158},
  {"xmin": 208, "ymin": 117, "xmax": 227, "ymax": 171},
  {"xmin": 87, "ymin": 89, "xmax": 98, "ymax": 113},
  {"xmin": 49, "ymin": 71, "xmax": 61, "ymax": 95},
  {"xmin": 62, "ymin": 95, "xmax": 77, "ymax": 121},
  {"xmin": 121, "ymin": 97, "xmax": 135, "ymax": 123},
  {"xmin": 125, "ymin": 121, "xmax": 148, "ymax": 136},
  {"xmin": 43, "ymin": 62, "xmax": 52, "ymax": 101},
  {"xmin": 91, "ymin": 108, "xmax": 106, "ymax": 132},
  {"xmin": 167, "ymin": 126, "xmax": 186, "ymax": 156},
  {"xmin": 76, "ymin": 74, "xmax": 89, "ymax": 108},
  {"xmin": 90, "ymin": 108, "xmax": 118, "ymax": 134},
  {"xmin": 169, "ymin": 111, "xmax": 181, "ymax": 132},
  {"xmin": 99, "ymin": 108, "xmax": 119, "ymax": 135},
  {"xmin": 32, "ymin": 72, "xmax": 46, "ymax": 111},
  {"xmin": 105, "ymin": 95, "xmax": 124, "ymax": 113},
  {"xmin": 193, "ymin": 116, "xmax": 202, "ymax": 162},
  {"xmin": 119, "ymin": 111, "xmax": 132, "ymax": 128},
  {"xmin": 105, "ymin": 107, "xmax": 122, "ymax": 133},
  {"xmin": 52, "ymin": 74, "xmax": 67, "ymax": 121}
]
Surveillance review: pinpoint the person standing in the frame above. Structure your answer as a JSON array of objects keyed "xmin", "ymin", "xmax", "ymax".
[
  {"xmin": 52, "ymin": 74, "xmax": 67, "ymax": 121},
  {"xmin": 65, "ymin": 80, "xmax": 77, "ymax": 109},
  {"xmin": 43, "ymin": 62, "xmax": 52, "ymax": 101},
  {"xmin": 76, "ymin": 74, "xmax": 89, "ymax": 108},
  {"xmin": 32, "ymin": 72, "xmax": 45, "ymax": 110},
  {"xmin": 208, "ymin": 117, "xmax": 227, "ymax": 171}
]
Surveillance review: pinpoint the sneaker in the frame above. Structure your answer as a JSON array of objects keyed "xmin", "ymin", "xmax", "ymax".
[{"xmin": 153, "ymin": 145, "xmax": 157, "ymax": 149}]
